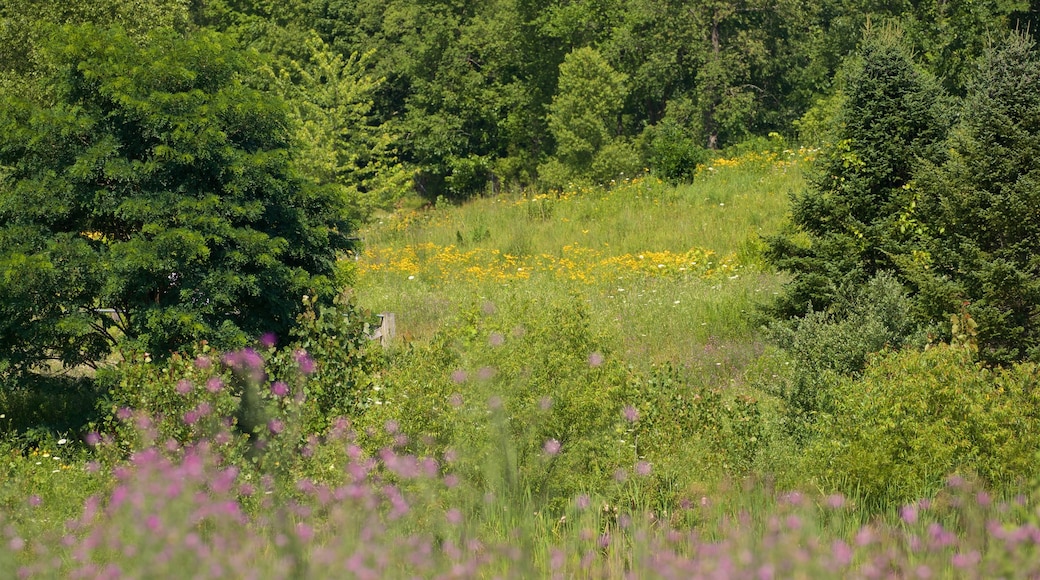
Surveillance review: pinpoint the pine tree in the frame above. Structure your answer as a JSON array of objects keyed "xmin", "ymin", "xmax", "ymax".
[
  {"xmin": 914, "ymin": 31, "xmax": 1040, "ymax": 364},
  {"xmin": 766, "ymin": 28, "xmax": 950, "ymax": 318}
]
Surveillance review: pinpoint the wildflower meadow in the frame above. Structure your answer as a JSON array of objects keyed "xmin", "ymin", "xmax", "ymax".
[{"xmin": 4, "ymin": 149, "xmax": 1040, "ymax": 578}]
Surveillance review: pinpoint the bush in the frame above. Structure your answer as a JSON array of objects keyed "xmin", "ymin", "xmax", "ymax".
[
  {"xmin": 96, "ymin": 291, "xmax": 381, "ymax": 455},
  {"xmin": 625, "ymin": 364, "xmax": 765, "ymax": 479},
  {"xmin": 767, "ymin": 272, "xmax": 921, "ymax": 439},
  {"xmin": 643, "ymin": 118, "xmax": 706, "ymax": 183},
  {"xmin": 804, "ymin": 343, "xmax": 1040, "ymax": 506},
  {"xmin": 356, "ymin": 295, "xmax": 637, "ymax": 512}
]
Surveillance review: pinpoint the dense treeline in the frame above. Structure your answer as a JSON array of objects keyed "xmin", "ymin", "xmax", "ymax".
[{"xmin": 3, "ymin": 1, "xmax": 1036, "ymax": 201}]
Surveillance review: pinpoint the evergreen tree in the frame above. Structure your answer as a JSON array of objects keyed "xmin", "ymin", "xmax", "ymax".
[
  {"xmin": 914, "ymin": 32, "xmax": 1040, "ymax": 364},
  {"xmin": 766, "ymin": 29, "xmax": 950, "ymax": 318}
]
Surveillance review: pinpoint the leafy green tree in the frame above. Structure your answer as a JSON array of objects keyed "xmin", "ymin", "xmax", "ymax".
[
  {"xmin": 913, "ymin": 32, "xmax": 1040, "ymax": 364},
  {"xmin": 265, "ymin": 34, "xmax": 413, "ymax": 219},
  {"xmin": 900, "ymin": 0, "xmax": 1028, "ymax": 93},
  {"xmin": 0, "ymin": 0, "xmax": 192, "ymax": 76},
  {"xmin": 766, "ymin": 29, "xmax": 950, "ymax": 318},
  {"xmin": 0, "ymin": 24, "xmax": 353, "ymax": 376},
  {"xmin": 690, "ymin": 0, "xmax": 772, "ymax": 150},
  {"xmin": 540, "ymin": 46, "xmax": 630, "ymax": 187}
]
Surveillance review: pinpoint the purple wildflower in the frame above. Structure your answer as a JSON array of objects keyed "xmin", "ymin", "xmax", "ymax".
[
  {"xmin": 901, "ymin": 503, "xmax": 918, "ymax": 525},
  {"xmin": 543, "ymin": 438, "xmax": 561, "ymax": 456},
  {"xmin": 622, "ymin": 404, "xmax": 640, "ymax": 423},
  {"xmin": 294, "ymin": 349, "xmax": 316, "ymax": 375},
  {"xmin": 477, "ymin": 366, "xmax": 497, "ymax": 381},
  {"xmin": 831, "ymin": 540, "xmax": 852, "ymax": 566},
  {"xmin": 446, "ymin": 508, "xmax": 463, "ymax": 526},
  {"xmin": 206, "ymin": 377, "xmax": 224, "ymax": 393}
]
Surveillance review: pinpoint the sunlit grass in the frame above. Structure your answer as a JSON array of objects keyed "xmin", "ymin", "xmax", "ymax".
[{"xmin": 355, "ymin": 148, "xmax": 807, "ymax": 366}]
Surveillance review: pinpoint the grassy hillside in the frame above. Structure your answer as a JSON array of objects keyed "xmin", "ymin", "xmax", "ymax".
[
  {"xmin": 5, "ymin": 146, "xmax": 1040, "ymax": 578},
  {"xmin": 355, "ymin": 148, "xmax": 807, "ymax": 366}
]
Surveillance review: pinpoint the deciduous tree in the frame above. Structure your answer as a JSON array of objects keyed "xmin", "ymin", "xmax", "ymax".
[{"xmin": 0, "ymin": 24, "xmax": 353, "ymax": 376}]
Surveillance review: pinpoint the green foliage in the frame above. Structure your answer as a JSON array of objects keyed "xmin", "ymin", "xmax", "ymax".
[
  {"xmin": 912, "ymin": 32, "xmax": 1040, "ymax": 364},
  {"xmin": 643, "ymin": 118, "xmax": 707, "ymax": 183},
  {"xmin": 0, "ymin": 376, "xmax": 102, "ymax": 443},
  {"xmin": 766, "ymin": 272, "xmax": 921, "ymax": 439},
  {"xmin": 95, "ymin": 346, "xmax": 247, "ymax": 455},
  {"xmin": 766, "ymin": 28, "xmax": 950, "ymax": 318},
  {"xmin": 357, "ymin": 295, "xmax": 636, "ymax": 511},
  {"xmin": 805, "ymin": 343, "xmax": 1040, "ymax": 506},
  {"xmin": 189, "ymin": 0, "xmax": 1029, "ymax": 198},
  {"xmin": 626, "ymin": 364, "xmax": 765, "ymax": 476},
  {"xmin": 0, "ymin": 24, "xmax": 354, "ymax": 374},
  {"xmin": 0, "ymin": 0, "xmax": 192, "ymax": 77},
  {"xmin": 540, "ymin": 47, "xmax": 629, "ymax": 188},
  {"xmin": 97, "ymin": 292, "xmax": 381, "ymax": 451},
  {"xmin": 279, "ymin": 292, "xmax": 383, "ymax": 432},
  {"xmin": 265, "ymin": 34, "xmax": 414, "ymax": 219}
]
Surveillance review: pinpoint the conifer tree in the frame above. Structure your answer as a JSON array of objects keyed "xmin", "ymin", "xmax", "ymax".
[
  {"xmin": 914, "ymin": 32, "xmax": 1040, "ymax": 364},
  {"xmin": 766, "ymin": 29, "xmax": 950, "ymax": 318}
]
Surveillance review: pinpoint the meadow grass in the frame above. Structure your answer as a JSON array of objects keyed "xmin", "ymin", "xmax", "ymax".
[
  {"xmin": 6, "ymin": 146, "xmax": 1040, "ymax": 577},
  {"xmin": 356, "ymin": 149, "xmax": 805, "ymax": 366}
]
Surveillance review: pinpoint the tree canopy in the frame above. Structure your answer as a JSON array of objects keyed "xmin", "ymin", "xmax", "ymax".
[{"xmin": 0, "ymin": 24, "xmax": 354, "ymax": 375}]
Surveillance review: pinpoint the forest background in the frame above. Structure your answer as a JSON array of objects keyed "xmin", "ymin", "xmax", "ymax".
[{"xmin": 3, "ymin": 0, "xmax": 1040, "ymax": 577}]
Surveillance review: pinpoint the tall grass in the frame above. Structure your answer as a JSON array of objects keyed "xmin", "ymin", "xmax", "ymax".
[
  {"xmin": 9, "ymin": 146, "xmax": 1040, "ymax": 577},
  {"xmin": 355, "ymin": 149, "xmax": 805, "ymax": 366}
]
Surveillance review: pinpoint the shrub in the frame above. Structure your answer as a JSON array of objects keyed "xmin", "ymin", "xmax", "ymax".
[
  {"xmin": 766, "ymin": 271, "xmax": 921, "ymax": 439},
  {"xmin": 643, "ymin": 118, "xmax": 707, "ymax": 183},
  {"xmin": 623, "ymin": 363, "xmax": 766, "ymax": 492},
  {"xmin": 96, "ymin": 291, "xmax": 381, "ymax": 455},
  {"xmin": 356, "ymin": 295, "xmax": 637, "ymax": 512},
  {"xmin": 804, "ymin": 343, "xmax": 1040, "ymax": 506}
]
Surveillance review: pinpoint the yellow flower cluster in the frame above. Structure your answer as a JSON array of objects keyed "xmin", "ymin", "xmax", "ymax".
[
  {"xmin": 697, "ymin": 146, "xmax": 816, "ymax": 176},
  {"xmin": 358, "ymin": 242, "xmax": 739, "ymax": 286}
]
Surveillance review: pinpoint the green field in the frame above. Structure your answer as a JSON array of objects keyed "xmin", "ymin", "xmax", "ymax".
[
  {"xmin": 356, "ymin": 148, "xmax": 806, "ymax": 365},
  {"xmin": 3, "ymin": 148, "xmax": 1040, "ymax": 578}
]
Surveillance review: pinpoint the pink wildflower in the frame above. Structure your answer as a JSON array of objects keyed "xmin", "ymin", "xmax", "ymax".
[{"xmin": 543, "ymin": 438, "xmax": 561, "ymax": 456}]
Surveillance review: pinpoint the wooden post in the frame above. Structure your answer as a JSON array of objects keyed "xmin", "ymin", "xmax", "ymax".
[{"xmin": 369, "ymin": 312, "xmax": 396, "ymax": 347}]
